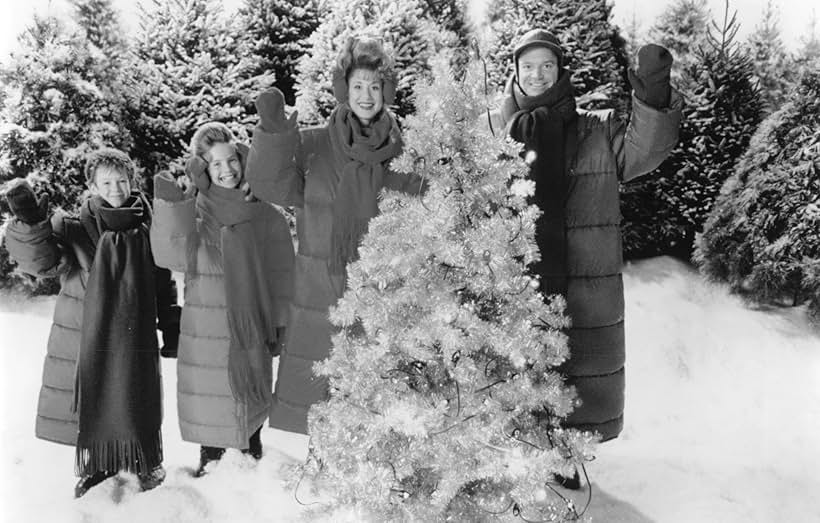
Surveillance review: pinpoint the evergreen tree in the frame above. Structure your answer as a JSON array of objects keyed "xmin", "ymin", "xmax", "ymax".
[
  {"xmin": 623, "ymin": 9, "xmax": 644, "ymax": 59},
  {"xmin": 236, "ymin": 0, "xmax": 320, "ymax": 106},
  {"xmin": 795, "ymin": 10, "xmax": 820, "ymax": 72},
  {"xmin": 0, "ymin": 13, "xmax": 133, "ymax": 291},
  {"xmin": 695, "ymin": 70, "xmax": 820, "ymax": 317},
  {"xmin": 293, "ymin": 0, "xmax": 456, "ymax": 125},
  {"xmin": 70, "ymin": 0, "xmax": 128, "ymax": 53},
  {"xmin": 745, "ymin": 0, "xmax": 791, "ymax": 114},
  {"xmin": 483, "ymin": 0, "xmax": 631, "ymax": 112},
  {"xmin": 647, "ymin": 0, "xmax": 710, "ymax": 86},
  {"xmin": 298, "ymin": 58, "xmax": 595, "ymax": 522},
  {"xmin": 130, "ymin": 0, "xmax": 275, "ymax": 176},
  {"xmin": 621, "ymin": 0, "xmax": 764, "ymax": 259}
]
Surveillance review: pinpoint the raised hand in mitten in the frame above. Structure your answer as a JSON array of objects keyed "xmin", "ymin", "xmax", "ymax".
[
  {"xmin": 5, "ymin": 180, "xmax": 49, "ymax": 224},
  {"xmin": 255, "ymin": 88, "xmax": 298, "ymax": 134},
  {"xmin": 628, "ymin": 44, "xmax": 673, "ymax": 108},
  {"xmin": 234, "ymin": 143, "xmax": 256, "ymax": 202},
  {"xmin": 153, "ymin": 171, "xmax": 186, "ymax": 202},
  {"xmin": 186, "ymin": 154, "xmax": 211, "ymax": 193}
]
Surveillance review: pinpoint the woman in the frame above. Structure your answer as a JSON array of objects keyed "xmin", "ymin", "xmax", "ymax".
[
  {"xmin": 151, "ymin": 122, "xmax": 294, "ymax": 475},
  {"xmin": 246, "ymin": 37, "xmax": 426, "ymax": 434}
]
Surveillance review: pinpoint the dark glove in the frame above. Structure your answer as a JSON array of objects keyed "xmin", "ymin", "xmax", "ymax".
[
  {"xmin": 5, "ymin": 180, "xmax": 48, "ymax": 224},
  {"xmin": 255, "ymin": 88, "xmax": 298, "ymax": 134},
  {"xmin": 186, "ymin": 155, "xmax": 210, "ymax": 193},
  {"xmin": 628, "ymin": 44, "xmax": 673, "ymax": 108},
  {"xmin": 159, "ymin": 305, "xmax": 181, "ymax": 359},
  {"xmin": 153, "ymin": 171, "xmax": 185, "ymax": 202}
]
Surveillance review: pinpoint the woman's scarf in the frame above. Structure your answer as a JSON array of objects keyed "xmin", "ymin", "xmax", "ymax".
[
  {"xmin": 194, "ymin": 185, "xmax": 292, "ymax": 403},
  {"xmin": 327, "ymin": 104, "xmax": 404, "ymax": 276},
  {"xmin": 501, "ymin": 69, "xmax": 578, "ymax": 297},
  {"xmin": 74, "ymin": 194, "xmax": 163, "ymax": 477}
]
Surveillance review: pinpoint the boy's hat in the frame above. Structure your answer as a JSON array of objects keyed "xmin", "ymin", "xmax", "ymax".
[{"xmin": 513, "ymin": 29, "xmax": 564, "ymax": 68}]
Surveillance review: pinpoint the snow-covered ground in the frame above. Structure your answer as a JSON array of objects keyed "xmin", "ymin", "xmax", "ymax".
[{"xmin": 1, "ymin": 256, "xmax": 818, "ymax": 522}]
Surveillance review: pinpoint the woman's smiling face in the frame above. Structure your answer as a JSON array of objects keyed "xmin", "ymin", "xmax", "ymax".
[{"xmin": 348, "ymin": 68, "xmax": 384, "ymax": 125}]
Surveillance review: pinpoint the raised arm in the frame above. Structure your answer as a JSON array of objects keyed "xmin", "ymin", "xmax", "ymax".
[
  {"xmin": 3, "ymin": 180, "xmax": 66, "ymax": 277},
  {"xmin": 150, "ymin": 171, "xmax": 196, "ymax": 273},
  {"xmin": 246, "ymin": 88, "xmax": 305, "ymax": 208},
  {"xmin": 615, "ymin": 44, "xmax": 683, "ymax": 182}
]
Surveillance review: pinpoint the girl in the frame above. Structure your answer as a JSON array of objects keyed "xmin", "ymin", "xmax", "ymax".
[{"xmin": 150, "ymin": 123, "xmax": 294, "ymax": 475}]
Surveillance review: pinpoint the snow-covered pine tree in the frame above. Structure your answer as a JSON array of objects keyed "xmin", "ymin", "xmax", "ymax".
[
  {"xmin": 236, "ymin": 0, "xmax": 319, "ymax": 106},
  {"xmin": 0, "ymin": 10, "xmax": 133, "ymax": 292},
  {"xmin": 621, "ymin": 0, "xmax": 763, "ymax": 259},
  {"xmin": 130, "ymin": 0, "xmax": 275, "ymax": 176},
  {"xmin": 297, "ymin": 57, "xmax": 595, "ymax": 522},
  {"xmin": 293, "ymin": 0, "xmax": 457, "ymax": 125},
  {"xmin": 695, "ymin": 70, "xmax": 820, "ymax": 317},
  {"xmin": 482, "ymin": 0, "xmax": 630, "ymax": 112},
  {"xmin": 647, "ymin": 0, "xmax": 710, "ymax": 86},
  {"xmin": 746, "ymin": 0, "xmax": 792, "ymax": 115},
  {"xmin": 795, "ymin": 10, "xmax": 820, "ymax": 73}
]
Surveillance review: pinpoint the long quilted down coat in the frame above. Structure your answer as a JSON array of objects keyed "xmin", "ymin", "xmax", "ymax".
[
  {"xmin": 246, "ymin": 125, "xmax": 425, "ymax": 434},
  {"xmin": 150, "ymin": 193, "xmax": 294, "ymax": 448},
  {"xmin": 4, "ymin": 209, "xmax": 177, "ymax": 446},
  {"xmin": 505, "ymin": 92, "xmax": 683, "ymax": 441}
]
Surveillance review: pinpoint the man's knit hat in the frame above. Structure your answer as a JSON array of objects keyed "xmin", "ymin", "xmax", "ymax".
[{"xmin": 513, "ymin": 29, "xmax": 564, "ymax": 68}]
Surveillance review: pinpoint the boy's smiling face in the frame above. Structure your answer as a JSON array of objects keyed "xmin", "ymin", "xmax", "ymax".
[{"xmin": 89, "ymin": 166, "xmax": 131, "ymax": 208}]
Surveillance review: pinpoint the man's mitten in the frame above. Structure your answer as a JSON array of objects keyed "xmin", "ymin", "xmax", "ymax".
[
  {"xmin": 255, "ymin": 88, "xmax": 298, "ymax": 134},
  {"xmin": 5, "ymin": 180, "xmax": 48, "ymax": 224},
  {"xmin": 628, "ymin": 44, "xmax": 673, "ymax": 108}
]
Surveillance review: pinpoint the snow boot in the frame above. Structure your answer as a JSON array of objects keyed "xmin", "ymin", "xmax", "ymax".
[
  {"xmin": 554, "ymin": 470, "xmax": 581, "ymax": 490},
  {"xmin": 74, "ymin": 471, "xmax": 115, "ymax": 498},
  {"xmin": 242, "ymin": 427, "xmax": 263, "ymax": 460},
  {"xmin": 195, "ymin": 446, "xmax": 225, "ymax": 477},
  {"xmin": 139, "ymin": 465, "xmax": 166, "ymax": 491}
]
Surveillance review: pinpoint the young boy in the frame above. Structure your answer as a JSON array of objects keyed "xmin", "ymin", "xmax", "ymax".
[{"xmin": 3, "ymin": 149, "xmax": 180, "ymax": 497}]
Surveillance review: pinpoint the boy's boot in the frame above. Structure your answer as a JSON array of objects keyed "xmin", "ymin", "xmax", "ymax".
[
  {"xmin": 139, "ymin": 465, "xmax": 166, "ymax": 491},
  {"xmin": 74, "ymin": 471, "xmax": 115, "ymax": 498},
  {"xmin": 242, "ymin": 427, "xmax": 263, "ymax": 460},
  {"xmin": 195, "ymin": 446, "xmax": 225, "ymax": 477}
]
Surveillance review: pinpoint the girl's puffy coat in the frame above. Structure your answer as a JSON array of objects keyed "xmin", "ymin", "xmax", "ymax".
[{"xmin": 150, "ymin": 195, "xmax": 293, "ymax": 448}]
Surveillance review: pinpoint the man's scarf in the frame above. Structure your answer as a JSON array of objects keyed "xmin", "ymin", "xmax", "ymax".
[
  {"xmin": 194, "ymin": 185, "xmax": 291, "ymax": 403},
  {"xmin": 74, "ymin": 194, "xmax": 162, "ymax": 476},
  {"xmin": 501, "ymin": 69, "xmax": 579, "ymax": 296},
  {"xmin": 327, "ymin": 104, "xmax": 404, "ymax": 276}
]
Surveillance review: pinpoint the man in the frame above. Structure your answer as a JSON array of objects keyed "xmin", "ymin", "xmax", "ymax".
[{"xmin": 498, "ymin": 29, "xmax": 683, "ymax": 488}]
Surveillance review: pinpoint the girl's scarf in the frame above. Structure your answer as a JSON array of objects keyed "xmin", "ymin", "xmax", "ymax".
[
  {"xmin": 75, "ymin": 194, "xmax": 162, "ymax": 476},
  {"xmin": 327, "ymin": 104, "xmax": 404, "ymax": 276},
  {"xmin": 501, "ymin": 69, "xmax": 579, "ymax": 297},
  {"xmin": 195, "ymin": 185, "xmax": 290, "ymax": 403}
]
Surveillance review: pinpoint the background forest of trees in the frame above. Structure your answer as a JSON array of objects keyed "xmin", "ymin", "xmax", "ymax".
[{"xmin": 1, "ymin": 0, "xmax": 818, "ymax": 316}]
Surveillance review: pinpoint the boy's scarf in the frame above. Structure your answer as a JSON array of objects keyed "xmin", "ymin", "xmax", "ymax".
[
  {"xmin": 195, "ymin": 185, "xmax": 283, "ymax": 403},
  {"xmin": 501, "ymin": 69, "xmax": 578, "ymax": 296},
  {"xmin": 327, "ymin": 104, "xmax": 403, "ymax": 276},
  {"xmin": 74, "ymin": 194, "xmax": 162, "ymax": 476}
]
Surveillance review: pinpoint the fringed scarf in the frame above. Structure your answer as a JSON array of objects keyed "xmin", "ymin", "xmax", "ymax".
[
  {"xmin": 194, "ymin": 185, "xmax": 288, "ymax": 403},
  {"xmin": 74, "ymin": 194, "xmax": 162, "ymax": 477},
  {"xmin": 501, "ymin": 69, "xmax": 579, "ymax": 296},
  {"xmin": 327, "ymin": 104, "xmax": 403, "ymax": 276}
]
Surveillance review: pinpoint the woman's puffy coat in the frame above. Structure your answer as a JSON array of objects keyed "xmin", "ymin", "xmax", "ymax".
[
  {"xmin": 511, "ymin": 93, "xmax": 683, "ymax": 440},
  {"xmin": 150, "ymin": 195, "xmax": 293, "ymax": 448},
  {"xmin": 247, "ymin": 126, "xmax": 424, "ymax": 435}
]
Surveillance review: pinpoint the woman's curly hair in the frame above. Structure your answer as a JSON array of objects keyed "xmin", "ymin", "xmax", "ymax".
[
  {"xmin": 84, "ymin": 148, "xmax": 136, "ymax": 185},
  {"xmin": 331, "ymin": 36, "xmax": 397, "ymax": 105}
]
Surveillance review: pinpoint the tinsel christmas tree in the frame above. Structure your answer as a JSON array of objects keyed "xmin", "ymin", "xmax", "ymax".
[{"xmin": 297, "ymin": 56, "xmax": 596, "ymax": 522}]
